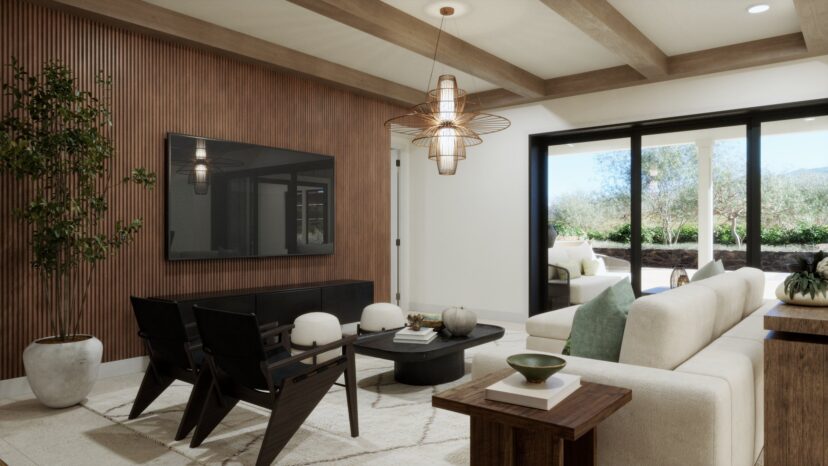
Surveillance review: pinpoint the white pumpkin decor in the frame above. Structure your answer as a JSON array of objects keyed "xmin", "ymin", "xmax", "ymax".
[
  {"xmin": 442, "ymin": 306, "xmax": 477, "ymax": 337},
  {"xmin": 817, "ymin": 257, "xmax": 828, "ymax": 280}
]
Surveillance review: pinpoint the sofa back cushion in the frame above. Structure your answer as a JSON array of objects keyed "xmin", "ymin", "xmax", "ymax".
[
  {"xmin": 691, "ymin": 272, "xmax": 749, "ymax": 338},
  {"xmin": 731, "ymin": 267, "xmax": 765, "ymax": 317},
  {"xmin": 619, "ymin": 285, "xmax": 717, "ymax": 370}
]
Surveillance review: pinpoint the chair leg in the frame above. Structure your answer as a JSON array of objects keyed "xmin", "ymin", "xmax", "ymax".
[
  {"xmin": 175, "ymin": 368, "xmax": 212, "ymax": 441},
  {"xmin": 129, "ymin": 362, "xmax": 174, "ymax": 420},
  {"xmin": 190, "ymin": 380, "xmax": 238, "ymax": 448},
  {"xmin": 255, "ymin": 366, "xmax": 346, "ymax": 466},
  {"xmin": 344, "ymin": 346, "xmax": 359, "ymax": 437}
]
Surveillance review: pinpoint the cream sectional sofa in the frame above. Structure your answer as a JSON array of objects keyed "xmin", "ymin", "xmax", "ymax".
[{"xmin": 472, "ymin": 267, "xmax": 770, "ymax": 466}]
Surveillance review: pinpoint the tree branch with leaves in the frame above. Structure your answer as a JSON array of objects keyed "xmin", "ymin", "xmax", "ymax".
[{"xmin": 0, "ymin": 59, "xmax": 156, "ymax": 341}]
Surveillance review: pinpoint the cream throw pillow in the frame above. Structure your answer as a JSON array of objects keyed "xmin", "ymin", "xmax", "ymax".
[{"xmin": 582, "ymin": 258, "xmax": 604, "ymax": 276}]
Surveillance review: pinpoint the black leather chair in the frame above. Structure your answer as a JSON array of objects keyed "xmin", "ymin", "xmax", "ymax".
[
  {"xmin": 186, "ymin": 305, "xmax": 359, "ymax": 466},
  {"xmin": 128, "ymin": 296, "xmax": 205, "ymax": 440}
]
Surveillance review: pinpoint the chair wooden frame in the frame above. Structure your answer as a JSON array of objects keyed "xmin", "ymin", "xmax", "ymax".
[{"xmin": 185, "ymin": 306, "xmax": 359, "ymax": 466}]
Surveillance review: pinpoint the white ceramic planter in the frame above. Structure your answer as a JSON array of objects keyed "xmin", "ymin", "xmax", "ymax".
[
  {"xmin": 22, "ymin": 335, "xmax": 103, "ymax": 408},
  {"xmin": 775, "ymin": 283, "xmax": 828, "ymax": 307}
]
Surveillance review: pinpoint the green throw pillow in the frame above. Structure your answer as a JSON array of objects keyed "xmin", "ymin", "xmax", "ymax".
[
  {"xmin": 568, "ymin": 278, "xmax": 635, "ymax": 362},
  {"xmin": 692, "ymin": 259, "xmax": 725, "ymax": 282}
]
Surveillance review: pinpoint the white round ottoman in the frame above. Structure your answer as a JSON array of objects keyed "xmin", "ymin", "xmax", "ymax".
[
  {"xmin": 359, "ymin": 303, "xmax": 405, "ymax": 333},
  {"xmin": 292, "ymin": 312, "xmax": 343, "ymax": 364}
]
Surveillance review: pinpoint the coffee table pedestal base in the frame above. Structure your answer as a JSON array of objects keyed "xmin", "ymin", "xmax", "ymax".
[
  {"xmin": 470, "ymin": 416, "xmax": 596, "ymax": 466},
  {"xmin": 393, "ymin": 351, "xmax": 465, "ymax": 385}
]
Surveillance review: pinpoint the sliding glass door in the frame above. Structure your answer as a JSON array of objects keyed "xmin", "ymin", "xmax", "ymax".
[
  {"xmin": 639, "ymin": 126, "xmax": 746, "ymax": 291},
  {"xmin": 529, "ymin": 99, "xmax": 828, "ymax": 314},
  {"xmin": 760, "ymin": 116, "xmax": 828, "ymax": 297}
]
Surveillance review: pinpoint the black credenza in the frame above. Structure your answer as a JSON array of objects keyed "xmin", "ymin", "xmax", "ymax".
[{"xmin": 151, "ymin": 280, "xmax": 373, "ymax": 326}]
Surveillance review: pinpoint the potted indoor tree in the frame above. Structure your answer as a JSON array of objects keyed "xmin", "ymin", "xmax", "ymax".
[{"xmin": 0, "ymin": 60, "xmax": 155, "ymax": 407}]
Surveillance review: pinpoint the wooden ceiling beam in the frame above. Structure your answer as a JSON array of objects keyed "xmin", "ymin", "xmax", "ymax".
[
  {"xmin": 30, "ymin": 0, "xmax": 424, "ymax": 106},
  {"xmin": 792, "ymin": 0, "xmax": 828, "ymax": 53},
  {"xmin": 538, "ymin": 0, "xmax": 668, "ymax": 78},
  {"xmin": 470, "ymin": 33, "xmax": 812, "ymax": 110},
  {"xmin": 286, "ymin": 0, "xmax": 546, "ymax": 98}
]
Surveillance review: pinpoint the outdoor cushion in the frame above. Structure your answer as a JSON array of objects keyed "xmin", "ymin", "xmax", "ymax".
[
  {"xmin": 569, "ymin": 278, "xmax": 635, "ymax": 362},
  {"xmin": 566, "ymin": 241, "xmax": 596, "ymax": 264},
  {"xmin": 692, "ymin": 259, "xmax": 725, "ymax": 282},
  {"xmin": 555, "ymin": 260, "xmax": 582, "ymax": 279}
]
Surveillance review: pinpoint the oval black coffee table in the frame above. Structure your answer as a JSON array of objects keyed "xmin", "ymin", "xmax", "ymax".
[{"xmin": 354, "ymin": 324, "xmax": 505, "ymax": 385}]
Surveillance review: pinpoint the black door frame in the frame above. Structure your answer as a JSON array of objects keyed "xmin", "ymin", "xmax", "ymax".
[{"xmin": 529, "ymin": 98, "xmax": 828, "ymax": 316}]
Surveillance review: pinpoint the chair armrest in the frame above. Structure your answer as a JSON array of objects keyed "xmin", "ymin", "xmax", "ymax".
[
  {"xmin": 261, "ymin": 323, "xmax": 294, "ymax": 352},
  {"xmin": 267, "ymin": 334, "xmax": 357, "ymax": 373},
  {"xmin": 596, "ymin": 254, "xmax": 631, "ymax": 271},
  {"xmin": 261, "ymin": 323, "xmax": 294, "ymax": 340},
  {"xmin": 548, "ymin": 264, "xmax": 570, "ymax": 284}
]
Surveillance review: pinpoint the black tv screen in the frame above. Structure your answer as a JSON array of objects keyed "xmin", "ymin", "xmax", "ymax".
[{"xmin": 166, "ymin": 134, "xmax": 334, "ymax": 260}]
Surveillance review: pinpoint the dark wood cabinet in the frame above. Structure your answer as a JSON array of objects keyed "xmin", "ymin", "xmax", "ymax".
[
  {"xmin": 764, "ymin": 303, "xmax": 828, "ymax": 466},
  {"xmin": 152, "ymin": 280, "xmax": 373, "ymax": 326}
]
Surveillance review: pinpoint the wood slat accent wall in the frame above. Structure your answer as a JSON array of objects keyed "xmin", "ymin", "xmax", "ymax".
[{"xmin": 1, "ymin": 0, "xmax": 397, "ymax": 380}]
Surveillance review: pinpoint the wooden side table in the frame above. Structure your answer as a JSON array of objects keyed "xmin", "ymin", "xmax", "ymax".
[
  {"xmin": 433, "ymin": 368, "xmax": 631, "ymax": 466},
  {"xmin": 764, "ymin": 302, "xmax": 828, "ymax": 465}
]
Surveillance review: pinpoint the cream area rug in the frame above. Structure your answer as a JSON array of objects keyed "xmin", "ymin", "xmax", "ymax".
[{"xmin": 81, "ymin": 330, "xmax": 527, "ymax": 465}]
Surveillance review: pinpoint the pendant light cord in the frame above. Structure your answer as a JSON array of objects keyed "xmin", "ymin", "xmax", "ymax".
[{"xmin": 426, "ymin": 15, "xmax": 446, "ymax": 92}]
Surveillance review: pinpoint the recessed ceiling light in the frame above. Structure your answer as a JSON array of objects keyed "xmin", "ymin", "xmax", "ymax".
[
  {"xmin": 804, "ymin": 117, "xmax": 817, "ymax": 122},
  {"xmin": 747, "ymin": 4, "xmax": 770, "ymax": 14}
]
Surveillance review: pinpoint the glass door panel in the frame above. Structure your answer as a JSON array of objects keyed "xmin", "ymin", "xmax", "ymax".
[
  {"xmin": 547, "ymin": 139, "xmax": 631, "ymax": 308},
  {"xmin": 641, "ymin": 126, "xmax": 746, "ymax": 290},
  {"xmin": 760, "ymin": 117, "xmax": 828, "ymax": 297}
]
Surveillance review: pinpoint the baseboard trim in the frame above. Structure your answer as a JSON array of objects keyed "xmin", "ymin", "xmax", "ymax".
[
  {"xmin": 407, "ymin": 302, "xmax": 528, "ymax": 324},
  {"xmin": 0, "ymin": 356, "xmax": 149, "ymax": 399}
]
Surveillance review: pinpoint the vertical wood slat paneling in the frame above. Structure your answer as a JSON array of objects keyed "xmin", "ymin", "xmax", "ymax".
[{"xmin": 1, "ymin": 0, "xmax": 397, "ymax": 380}]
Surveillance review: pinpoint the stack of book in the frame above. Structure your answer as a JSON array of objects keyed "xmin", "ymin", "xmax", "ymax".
[
  {"xmin": 393, "ymin": 327, "xmax": 438, "ymax": 344},
  {"xmin": 485, "ymin": 372, "xmax": 581, "ymax": 410}
]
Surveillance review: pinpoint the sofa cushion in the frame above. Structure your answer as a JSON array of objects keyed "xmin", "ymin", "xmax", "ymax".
[
  {"xmin": 570, "ymin": 279, "xmax": 635, "ymax": 362},
  {"xmin": 692, "ymin": 259, "xmax": 725, "ymax": 282},
  {"xmin": 721, "ymin": 300, "xmax": 774, "ymax": 343},
  {"xmin": 570, "ymin": 275, "xmax": 626, "ymax": 304},
  {"xmin": 526, "ymin": 305, "xmax": 578, "ymax": 340},
  {"xmin": 676, "ymin": 339, "xmax": 757, "ymax": 466},
  {"xmin": 619, "ymin": 284, "xmax": 717, "ymax": 370},
  {"xmin": 690, "ymin": 273, "xmax": 748, "ymax": 338},
  {"xmin": 731, "ymin": 267, "xmax": 766, "ymax": 316}
]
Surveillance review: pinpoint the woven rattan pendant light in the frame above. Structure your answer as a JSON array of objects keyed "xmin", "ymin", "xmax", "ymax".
[{"xmin": 385, "ymin": 7, "xmax": 510, "ymax": 175}]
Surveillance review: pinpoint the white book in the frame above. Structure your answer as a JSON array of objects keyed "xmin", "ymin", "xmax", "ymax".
[
  {"xmin": 393, "ymin": 332, "xmax": 436, "ymax": 341},
  {"xmin": 485, "ymin": 372, "xmax": 581, "ymax": 410},
  {"xmin": 393, "ymin": 332, "xmax": 438, "ymax": 344},
  {"xmin": 395, "ymin": 327, "xmax": 435, "ymax": 337}
]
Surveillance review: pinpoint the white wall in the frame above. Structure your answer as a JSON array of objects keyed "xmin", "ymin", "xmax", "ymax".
[{"xmin": 405, "ymin": 57, "xmax": 828, "ymax": 322}]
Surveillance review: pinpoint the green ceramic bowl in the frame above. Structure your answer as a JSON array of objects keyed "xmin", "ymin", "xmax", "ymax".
[{"xmin": 507, "ymin": 353, "xmax": 567, "ymax": 384}]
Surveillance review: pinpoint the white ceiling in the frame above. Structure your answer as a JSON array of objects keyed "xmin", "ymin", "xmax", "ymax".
[
  {"xmin": 608, "ymin": 0, "xmax": 801, "ymax": 55},
  {"xmin": 145, "ymin": 0, "xmax": 804, "ymax": 94},
  {"xmin": 144, "ymin": 0, "xmax": 498, "ymax": 93}
]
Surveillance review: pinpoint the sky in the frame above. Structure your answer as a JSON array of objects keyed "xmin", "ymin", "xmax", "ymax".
[{"xmin": 548, "ymin": 129, "xmax": 828, "ymax": 201}]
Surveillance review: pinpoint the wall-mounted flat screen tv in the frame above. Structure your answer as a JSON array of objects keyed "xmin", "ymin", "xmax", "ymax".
[{"xmin": 166, "ymin": 133, "xmax": 334, "ymax": 260}]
